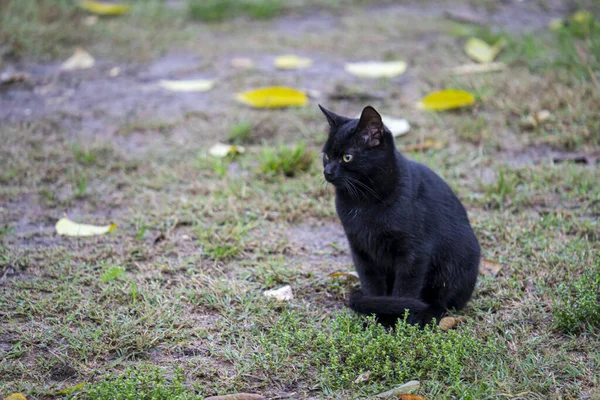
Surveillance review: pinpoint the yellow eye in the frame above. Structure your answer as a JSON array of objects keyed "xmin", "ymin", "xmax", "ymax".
[
  {"xmin": 343, "ymin": 154, "xmax": 353, "ymax": 162},
  {"xmin": 324, "ymin": 153, "xmax": 329, "ymax": 161}
]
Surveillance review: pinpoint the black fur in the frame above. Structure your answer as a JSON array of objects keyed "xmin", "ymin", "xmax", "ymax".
[{"xmin": 319, "ymin": 104, "xmax": 480, "ymax": 328}]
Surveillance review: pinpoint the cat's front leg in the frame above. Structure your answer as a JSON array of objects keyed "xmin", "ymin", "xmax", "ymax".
[
  {"xmin": 391, "ymin": 254, "xmax": 428, "ymax": 298},
  {"xmin": 351, "ymin": 247, "xmax": 386, "ymax": 296}
]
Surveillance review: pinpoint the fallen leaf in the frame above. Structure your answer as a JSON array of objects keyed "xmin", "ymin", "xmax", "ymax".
[
  {"xmin": 231, "ymin": 57, "xmax": 254, "ymax": 68},
  {"xmin": 354, "ymin": 371, "xmax": 371, "ymax": 383},
  {"xmin": 78, "ymin": 0, "xmax": 130, "ymax": 15},
  {"xmin": 236, "ymin": 86, "xmax": 308, "ymax": 109},
  {"xmin": 398, "ymin": 395, "xmax": 427, "ymax": 400},
  {"xmin": 417, "ymin": 90, "xmax": 475, "ymax": 111},
  {"xmin": 159, "ymin": 79, "xmax": 214, "ymax": 92},
  {"xmin": 464, "ymin": 37, "xmax": 505, "ymax": 63},
  {"xmin": 4, "ymin": 394, "xmax": 27, "ymax": 400},
  {"xmin": 204, "ymin": 394, "xmax": 265, "ymax": 400},
  {"xmin": 0, "ymin": 71, "xmax": 32, "ymax": 85},
  {"xmin": 263, "ymin": 285, "xmax": 293, "ymax": 301},
  {"xmin": 56, "ymin": 216, "xmax": 116, "ymax": 237},
  {"xmin": 61, "ymin": 48, "xmax": 95, "ymax": 71},
  {"xmin": 275, "ymin": 55, "xmax": 313, "ymax": 69},
  {"xmin": 82, "ymin": 15, "xmax": 99, "ymax": 26},
  {"xmin": 345, "ymin": 60, "xmax": 407, "ymax": 78},
  {"xmin": 329, "ymin": 271, "xmax": 360, "ymax": 280},
  {"xmin": 479, "ymin": 258, "xmax": 502, "ymax": 277},
  {"xmin": 209, "ymin": 143, "xmax": 245, "ymax": 158},
  {"xmin": 400, "ymin": 140, "xmax": 444, "ymax": 152},
  {"xmin": 375, "ymin": 381, "xmax": 420, "ymax": 398},
  {"xmin": 108, "ymin": 66, "xmax": 120, "ymax": 77},
  {"xmin": 522, "ymin": 109, "xmax": 551, "ymax": 128},
  {"xmin": 439, "ymin": 316, "xmax": 465, "ymax": 331},
  {"xmin": 449, "ymin": 62, "xmax": 506, "ymax": 75}
]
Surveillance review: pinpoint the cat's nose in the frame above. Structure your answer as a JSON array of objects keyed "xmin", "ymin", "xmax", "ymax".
[{"xmin": 324, "ymin": 165, "xmax": 335, "ymax": 181}]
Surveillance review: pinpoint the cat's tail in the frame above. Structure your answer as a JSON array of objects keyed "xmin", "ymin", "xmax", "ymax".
[{"xmin": 349, "ymin": 291, "xmax": 443, "ymax": 327}]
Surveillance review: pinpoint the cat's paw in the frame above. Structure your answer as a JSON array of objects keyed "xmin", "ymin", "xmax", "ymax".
[{"xmin": 348, "ymin": 290, "xmax": 364, "ymax": 309}]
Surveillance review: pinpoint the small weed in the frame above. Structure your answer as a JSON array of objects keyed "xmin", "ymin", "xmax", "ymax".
[
  {"xmin": 553, "ymin": 254, "xmax": 600, "ymax": 334},
  {"xmin": 196, "ymin": 221, "xmax": 255, "ymax": 261},
  {"xmin": 69, "ymin": 171, "xmax": 88, "ymax": 199},
  {"xmin": 260, "ymin": 141, "xmax": 314, "ymax": 177},
  {"xmin": 75, "ymin": 366, "xmax": 198, "ymax": 400},
  {"xmin": 210, "ymin": 158, "xmax": 228, "ymax": 177},
  {"xmin": 72, "ymin": 144, "xmax": 97, "ymax": 166},
  {"xmin": 482, "ymin": 169, "xmax": 520, "ymax": 209},
  {"xmin": 228, "ymin": 120, "xmax": 253, "ymax": 145},
  {"xmin": 100, "ymin": 265, "xmax": 126, "ymax": 283}
]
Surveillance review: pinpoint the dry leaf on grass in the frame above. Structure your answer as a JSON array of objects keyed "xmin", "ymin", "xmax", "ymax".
[
  {"xmin": 345, "ymin": 61, "xmax": 407, "ymax": 78},
  {"xmin": 449, "ymin": 62, "xmax": 506, "ymax": 75},
  {"xmin": 398, "ymin": 395, "xmax": 427, "ymax": 400},
  {"xmin": 231, "ymin": 58, "xmax": 254, "ymax": 68},
  {"xmin": 275, "ymin": 55, "xmax": 313, "ymax": 69},
  {"xmin": 204, "ymin": 394, "xmax": 265, "ymax": 400},
  {"xmin": 236, "ymin": 86, "xmax": 308, "ymax": 108},
  {"xmin": 263, "ymin": 285, "xmax": 293, "ymax": 301},
  {"xmin": 375, "ymin": 380, "xmax": 420, "ymax": 398},
  {"xmin": 439, "ymin": 316, "xmax": 466, "ymax": 331},
  {"xmin": 479, "ymin": 258, "xmax": 503, "ymax": 277},
  {"xmin": 464, "ymin": 38, "xmax": 505, "ymax": 63},
  {"xmin": 56, "ymin": 216, "xmax": 116, "ymax": 237},
  {"xmin": 61, "ymin": 48, "xmax": 95, "ymax": 71},
  {"xmin": 78, "ymin": 0, "xmax": 130, "ymax": 15},
  {"xmin": 4, "ymin": 394, "xmax": 27, "ymax": 400},
  {"xmin": 209, "ymin": 143, "xmax": 245, "ymax": 158},
  {"xmin": 400, "ymin": 140, "xmax": 444, "ymax": 152},
  {"xmin": 329, "ymin": 271, "xmax": 360, "ymax": 280},
  {"xmin": 521, "ymin": 110, "xmax": 551, "ymax": 128},
  {"xmin": 417, "ymin": 90, "xmax": 475, "ymax": 111},
  {"xmin": 159, "ymin": 79, "xmax": 214, "ymax": 92},
  {"xmin": 354, "ymin": 371, "xmax": 371, "ymax": 383}
]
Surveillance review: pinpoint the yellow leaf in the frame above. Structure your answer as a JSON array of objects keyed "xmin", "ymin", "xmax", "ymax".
[
  {"xmin": 209, "ymin": 143, "xmax": 245, "ymax": 158},
  {"xmin": 328, "ymin": 271, "xmax": 359, "ymax": 280},
  {"xmin": 464, "ymin": 38, "xmax": 504, "ymax": 63},
  {"xmin": 236, "ymin": 86, "xmax": 308, "ymax": 109},
  {"xmin": 375, "ymin": 381, "xmax": 420, "ymax": 398},
  {"xmin": 345, "ymin": 61, "xmax": 407, "ymax": 78},
  {"xmin": 78, "ymin": 0, "xmax": 130, "ymax": 16},
  {"xmin": 159, "ymin": 79, "xmax": 214, "ymax": 92},
  {"xmin": 275, "ymin": 55, "xmax": 313, "ymax": 69},
  {"xmin": 480, "ymin": 258, "xmax": 502, "ymax": 277},
  {"xmin": 61, "ymin": 48, "xmax": 95, "ymax": 71},
  {"xmin": 400, "ymin": 140, "xmax": 444, "ymax": 152},
  {"xmin": 263, "ymin": 285, "xmax": 293, "ymax": 301},
  {"xmin": 417, "ymin": 90, "xmax": 475, "ymax": 111},
  {"xmin": 449, "ymin": 62, "xmax": 506, "ymax": 75},
  {"xmin": 56, "ymin": 216, "xmax": 116, "ymax": 237},
  {"xmin": 4, "ymin": 394, "xmax": 26, "ymax": 400}
]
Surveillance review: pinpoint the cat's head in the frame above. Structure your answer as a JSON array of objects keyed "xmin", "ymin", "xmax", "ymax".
[{"xmin": 319, "ymin": 105, "xmax": 394, "ymax": 191}]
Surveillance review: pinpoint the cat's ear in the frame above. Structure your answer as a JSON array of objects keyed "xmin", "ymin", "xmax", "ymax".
[
  {"xmin": 319, "ymin": 104, "xmax": 346, "ymax": 128},
  {"xmin": 356, "ymin": 106, "xmax": 383, "ymax": 147}
]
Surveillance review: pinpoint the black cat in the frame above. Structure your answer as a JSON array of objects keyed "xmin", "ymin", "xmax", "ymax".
[{"xmin": 319, "ymin": 105, "xmax": 480, "ymax": 328}]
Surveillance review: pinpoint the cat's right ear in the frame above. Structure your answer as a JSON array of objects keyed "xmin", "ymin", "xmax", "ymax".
[{"xmin": 319, "ymin": 104, "xmax": 346, "ymax": 128}]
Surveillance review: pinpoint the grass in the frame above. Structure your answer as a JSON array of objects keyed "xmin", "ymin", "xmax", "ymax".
[
  {"xmin": 1, "ymin": 1, "xmax": 600, "ymax": 399},
  {"xmin": 188, "ymin": 0, "xmax": 282, "ymax": 22}
]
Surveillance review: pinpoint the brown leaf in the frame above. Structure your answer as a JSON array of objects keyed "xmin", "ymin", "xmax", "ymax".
[
  {"xmin": 439, "ymin": 316, "xmax": 464, "ymax": 331},
  {"xmin": 0, "ymin": 71, "xmax": 32, "ymax": 85},
  {"xmin": 400, "ymin": 140, "xmax": 444, "ymax": 152},
  {"xmin": 328, "ymin": 271, "xmax": 359, "ymax": 280},
  {"xmin": 479, "ymin": 258, "xmax": 503, "ymax": 277},
  {"xmin": 204, "ymin": 394, "xmax": 265, "ymax": 400},
  {"xmin": 398, "ymin": 395, "xmax": 427, "ymax": 400},
  {"xmin": 354, "ymin": 370, "xmax": 371, "ymax": 383}
]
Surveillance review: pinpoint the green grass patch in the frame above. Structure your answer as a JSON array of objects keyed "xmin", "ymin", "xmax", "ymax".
[
  {"xmin": 187, "ymin": 0, "xmax": 282, "ymax": 22},
  {"xmin": 259, "ymin": 141, "xmax": 314, "ymax": 177},
  {"xmin": 553, "ymin": 254, "xmax": 600, "ymax": 334}
]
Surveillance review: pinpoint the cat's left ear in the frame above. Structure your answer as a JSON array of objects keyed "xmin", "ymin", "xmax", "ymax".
[{"xmin": 356, "ymin": 106, "xmax": 383, "ymax": 147}]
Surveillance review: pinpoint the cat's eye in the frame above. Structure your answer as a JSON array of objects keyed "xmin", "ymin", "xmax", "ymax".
[
  {"xmin": 323, "ymin": 153, "xmax": 330, "ymax": 161},
  {"xmin": 343, "ymin": 154, "xmax": 353, "ymax": 162}
]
